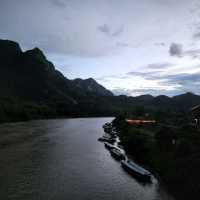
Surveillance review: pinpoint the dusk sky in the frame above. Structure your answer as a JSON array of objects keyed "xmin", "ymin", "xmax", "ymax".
[{"xmin": 1, "ymin": 0, "xmax": 200, "ymax": 96}]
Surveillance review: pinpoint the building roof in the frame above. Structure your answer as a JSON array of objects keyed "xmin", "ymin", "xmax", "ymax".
[
  {"xmin": 191, "ymin": 105, "xmax": 200, "ymax": 112},
  {"xmin": 126, "ymin": 119, "xmax": 156, "ymax": 125}
]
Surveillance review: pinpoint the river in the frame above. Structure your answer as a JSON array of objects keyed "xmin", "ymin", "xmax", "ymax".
[{"xmin": 0, "ymin": 118, "xmax": 174, "ymax": 200}]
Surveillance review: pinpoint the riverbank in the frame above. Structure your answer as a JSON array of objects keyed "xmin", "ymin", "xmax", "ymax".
[
  {"xmin": 0, "ymin": 96, "xmax": 116, "ymax": 124},
  {"xmin": 0, "ymin": 112, "xmax": 114, "ymax": 125},
  {"xmin": 111, "ymin": 116, "xmax": 200, "ymax": 200}
]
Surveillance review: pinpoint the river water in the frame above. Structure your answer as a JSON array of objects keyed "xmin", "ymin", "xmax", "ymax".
[{"xmin": 0, "ymin": 118, "xmax": 174, "ymax": 200}]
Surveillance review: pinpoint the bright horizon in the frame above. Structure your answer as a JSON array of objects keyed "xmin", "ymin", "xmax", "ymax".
[{"xmin": 1, "ymin": 0, "xmax": 200, "ymax": 96}]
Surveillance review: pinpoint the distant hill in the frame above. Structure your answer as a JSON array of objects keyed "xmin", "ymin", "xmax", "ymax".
[
  {"xmin": 0, "ymin": 39, "xmax": 115, "ymax": 121},
  {"xmin": 0, "ymin": 40, "xmax": 113, "ymax": 101},
  {"xmin": 73, "ymin": 78, "xmax": 113, "ymax": 96},
  {"xmin": 0, "ymin": 39, "xmax": 199, "ymax": 122}
]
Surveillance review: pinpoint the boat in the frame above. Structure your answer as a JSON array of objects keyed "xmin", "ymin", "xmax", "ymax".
[
  {"xmin": 121, "ymin": 160, "xmax": 151, "ymax": 182},
  {"xmin": 103, "ymin": 123, "xmax": 111, "ymax": 129},
  {"xmin": 104, "ymin": 142, "xmax": 125, "ymax": 152},
  {"xmin": 117, "ymin": 144, "xmax": 124, "ymax": 149},
  {"xmin": 98, "ymin": 135, "xmax": 116, "ymax": 143},
  {"xmin": 104, "ymin": 142, "xmax": 115, "ymax": 150},
  {"xmin": 103, "ymin": 123, "xmax": 113, "ymax": 134},
  {"xmin": 109, "ymin": 132, "xmax": 117, "ymax": 138},
  {"xmin": 110, "ymin": 148, "xmax": 126, "ymax": 161},
  {"xmin": 104, "ymin": 127, "xmax": 112, "ymax": 134}
]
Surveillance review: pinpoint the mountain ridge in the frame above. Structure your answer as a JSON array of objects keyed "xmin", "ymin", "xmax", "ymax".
[{"xmin": 0, "ymin": 39, "xmax": 200, "ymax": 122}]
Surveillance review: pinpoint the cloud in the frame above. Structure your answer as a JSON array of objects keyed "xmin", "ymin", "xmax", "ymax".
[
  {"xmin": 51, "ymin": 0, "xmax": 66, "ymax": 8},
  {"xmin": 116, "ymin": 42, "xmax": 140, "ymax": 48},
  {"xmin": 98, "ymin": 24, "xmax": 111, "ymax": 35},
  {"xmin": 147, "ymin": 62, "xmax": 173, "ymax": 69},
  {"xmin": 97, "ymin": 24, "xmax": 124, "ymax": 37},
  {"xmin": 169, "ymin": 43, "xmax": 200, "ymax": 59},
  {"xmin": 192, "ymin": 7, "xmax": 200, "ymax": 40},
  {"xmin": 193, "ymin": 32, "xmax": 200, "ymax": 39},
  {"xmin": 127, "ymin": 68, "xmax": 200, "ymax": 85},
  {"xmin": 127, "ymin": 70, "xmax": 164, "ymax": 82},
  {"xmin": 160, "ymin": 72, "xmax": 200, "ymax": 95},
  {"xmin": 0, "ymin": 0, "xmax": 197, "ymax": 59},
  {"xmin": 111, "ymin": 71, "xmax": 200, "ymax": 96},
  {"xmin": 161, "ymin": 72, "xmax": 200, "ymax": 85},
  {"xmin": 112, "ymin": 87, "xmax": 177, "ymax": 97},
  {"xmin": 126, "ymin": 62, "xmax": 174, "ymax": 79},
  {"xmin": 111, "ymin": 88, "xmax": 132, "ymax": 96},
  {"xmin": 125, "ymin": 63, "xmax": 200, "ymax": 95},
  {"xmin": 96, "ymin": 60, "xmax": 200, "ymax": 97},
  {"xmin": 96, "ymin": 74, "xmax": 129, "ymax": 82},
  {"xmin": 169, "ymin": 43, "xmax": 183, "ymax": 57},
  {"xmin": 154, "ymin": 42, "xmax": 166, "ymax": 47},
  {"xmin": 0, "ymin": 0, "xmax": 127, "ymax": 57},
  {"xmin": 185, "ymin": 49, "xmax": 200, "ymax": 59},
  {"xmin": 127, "ymin": 71, "xmax": 159, "ymax": 78},
  {"xmin": 112, "ymin": 26, "xmax": 124, "ymax": 37}
]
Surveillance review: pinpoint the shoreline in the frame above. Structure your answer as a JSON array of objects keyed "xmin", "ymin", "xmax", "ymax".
[
  {"xmin": 109, "ymin": 117, "xmax": 200, "ymax": 200},
  {"xmin": 0, "ymin": 115, "xmax": 115, "ymax": 125}
]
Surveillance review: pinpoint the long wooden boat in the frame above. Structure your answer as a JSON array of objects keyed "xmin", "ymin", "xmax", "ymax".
[
  {"xmin": 104, "ymin": 142, "xmax": 115, "ymax": 150},
  {"xmin": 98, "ymin": 135, "xmax": 116, "ymax": 143},
  {"xmin": 110, "ymin": 148, "xmax": 126, "ymax": 161},
  {"xmin": 121, "ymin": 160, "xmax": 151, "ymax": 182}
]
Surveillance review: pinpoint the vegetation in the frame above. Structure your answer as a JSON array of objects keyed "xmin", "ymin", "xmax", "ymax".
[{"xmin": 112, "ymin": 116, "xmax": 200, "ymax": 200}]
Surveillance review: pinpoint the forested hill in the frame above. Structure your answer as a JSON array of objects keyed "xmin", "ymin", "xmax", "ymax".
[
  {"xmin": 0, "ymin": 39, "xmax": 200, "ymax": 123},
  {"xmin": 0, "ymin": 39, "xmax": 115, "ymax": 122}
]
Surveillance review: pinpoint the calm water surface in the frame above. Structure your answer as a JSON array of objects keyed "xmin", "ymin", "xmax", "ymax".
[{"xmin": 0, "ymin": 118, "xmax": 174, "ymax": 200}]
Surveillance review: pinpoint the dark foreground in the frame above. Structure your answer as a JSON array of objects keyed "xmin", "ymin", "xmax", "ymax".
[
  {"xmin": 112, "ymin": 117, "xmax": 200, "ymax": 200},
  {"xmin": 0, "ymin": 118, "xmax": 174, "ymax": 200}
]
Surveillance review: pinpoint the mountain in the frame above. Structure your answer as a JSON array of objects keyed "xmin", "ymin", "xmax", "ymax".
[
  {"xmin": 0, "ymin": 39, "xmax": 115, "ymax": 122},
  {"xmin": 151, "ymin": 95, "xmax": 172, "ymax": 106},
  {"xmin": 135, "ymin": 94, "xmax": 154, "ymax": 101},
  {"xmin": 0, "ymin": 40, "xmax": 113, "ymax": 102},
  {"xmin": 73, "ymin": 78, "xmax": 113, "ymax": 96},
  {"xmin": 172, "ymin": 92, "xmax": 200, "ymax": 108},
  {"xmin": 0, "ymin": 39, "xmax": 200, "ymax": 123}
]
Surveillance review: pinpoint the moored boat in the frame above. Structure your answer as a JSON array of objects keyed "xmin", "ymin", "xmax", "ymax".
[
  {"xmin": 98, "ymin": 135, "xmax": 116, "ymax": 143},
  {"xmin": 110, "ymin": 148, "xmax": 126, "ymax": 161},
  {"xmin": 104, "ymin": 142, "xmax": 122, "ymax": 150},
  {"xmin": 109, "ymin": 132, "xmax": 117, "ymax": 138},
  {"xmin": 104, "ymin": 142, "xmax": 115, "ymax": 150},
  {"xmin": 121, "ymin": 160, "xmax": 151, "ymax": 182},
  {"xmin": 103, "ymin": 123, "xmax": 112, "ymax": 133}
]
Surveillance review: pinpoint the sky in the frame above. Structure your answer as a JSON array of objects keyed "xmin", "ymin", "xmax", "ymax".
[{"xmin": 1, "ymin": 0, "xmax": 200, "ymax": 96}]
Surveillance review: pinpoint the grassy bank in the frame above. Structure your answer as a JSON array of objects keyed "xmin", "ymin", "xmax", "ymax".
[{"xmin": 112, "ymin": 116, "xmax": 200, "ymax": 200}]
